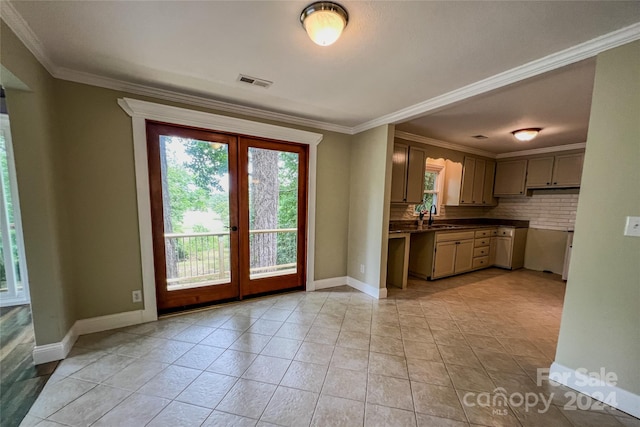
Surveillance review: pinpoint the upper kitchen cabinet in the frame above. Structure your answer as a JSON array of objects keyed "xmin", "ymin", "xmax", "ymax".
[
  {"xmin": 525, "ymin": 153, "xmax": 584, "ymax": 189},
  {"xmin": 494, "ymin": 159, "xmax": 528, "ymax": 196},
  {"xmin": 551, "ymin": 153, "xmax": 584, "ymax": 187},
  {"xmin": 526, "ymin": 157, "xmax": 555, "ymax": 187},
  {"xmin": 449, "ymin": 156, "xmax": 497, "ymax": 205},
  {"xmin": 391, "ymin": 143, "xmax": 426, "ymax": 204}
]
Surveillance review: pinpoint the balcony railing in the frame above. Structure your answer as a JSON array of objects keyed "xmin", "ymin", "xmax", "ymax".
[{"xmin": 164, "ymin": 228, "xmax": 297, "ymax": 291}]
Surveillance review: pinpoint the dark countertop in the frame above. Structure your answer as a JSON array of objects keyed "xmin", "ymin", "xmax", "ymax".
[{"xmin": 389, "ymin": 218, "xmax": 529, "ymax": 234}]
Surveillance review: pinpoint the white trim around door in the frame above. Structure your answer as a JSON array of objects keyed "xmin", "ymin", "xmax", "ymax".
[{"xmin": 118, "ymin": 98, "xmax": 323, "ymax": 320}]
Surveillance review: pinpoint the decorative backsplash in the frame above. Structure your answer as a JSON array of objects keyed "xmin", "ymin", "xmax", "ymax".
[{"xmin": 390, "ymin": 190, "xmax": 579, "ymax": 231}]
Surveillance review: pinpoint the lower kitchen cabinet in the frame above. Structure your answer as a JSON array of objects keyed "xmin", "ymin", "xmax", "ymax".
[
  {"xmin": 494, "ymin": 227, "xmax": 528, "ymax": 269},
  {"xmin": 432, "ymin": 231, "xmax": 475, "ymax": 279},
  {"xmin": 406, "ymin": 226, "xmax": 528, "ymax": 281}
]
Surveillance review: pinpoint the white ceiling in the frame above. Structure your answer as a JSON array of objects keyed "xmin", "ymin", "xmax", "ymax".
[
  {"xmin": 396, "ymin": 58, "xmax": 597, "ymax": 153},
  {"xmin": 3, "ymin": 1, "xmax": 640, "ymax": 150}
]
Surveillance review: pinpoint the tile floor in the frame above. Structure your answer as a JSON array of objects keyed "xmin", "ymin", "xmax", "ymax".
[{"xmin": 20, "ymin": 268, "xmax": 639, "ymax": 427}]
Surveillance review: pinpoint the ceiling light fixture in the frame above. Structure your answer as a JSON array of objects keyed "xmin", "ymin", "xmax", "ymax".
[
  {"xmin": 300, "ymin": 2, "xmax": 349, "ymax": 47},
  {"xmin": 512, "ymin": 128, "xmax": 542, "ymax": 142}
]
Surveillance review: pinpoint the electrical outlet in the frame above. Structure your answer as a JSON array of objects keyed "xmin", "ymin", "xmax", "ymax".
[
  {"xmin": 132, "ymin": 290, "xmax": 142, "ymax": 303},
  {"xmin": 624, "ymin": 216, "xmax": 640, "ymax": 237},
  {"xmin": 360, "ymin": 264, "xmax": 365, "ymax": 274}
]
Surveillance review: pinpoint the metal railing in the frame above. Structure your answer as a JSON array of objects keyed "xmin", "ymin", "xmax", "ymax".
[{"xmin": 164, "ymin": 228, "xmax": 297, "ymax": 291}]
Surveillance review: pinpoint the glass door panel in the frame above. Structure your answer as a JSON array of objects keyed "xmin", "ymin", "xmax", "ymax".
[
  {"xmin": 248, "ymin": 147, "xmax": 299, "ymax": 279},
  {"xmin": 159, "ymin": 136, "xmax": 231, "ymax": 290},
  {"xmin": 239, "ymin": 138, "xmax": 308, "ymax": 297},
  {"xmin": 147, "ymin": 122, "xmax": 239, "ymax": 311}
]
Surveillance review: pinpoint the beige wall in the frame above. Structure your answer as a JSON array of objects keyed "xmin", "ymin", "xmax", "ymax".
[
  {"xmin": 524, "ymin": 229, "xmax": 568, "ymax": 274},
  {"xmin": 315, "ymin": 133, "xmax": 351, "ymax": 279},
  {"xmin": 347, "ymin": 125, "xmax": 393, "ymax": 288},
  {"xmin": 1, "ymin": 21, "xmax": 76, "ymax": 344},
  {"xmin": 555, "ymin": 41, "xmax": 640, "ymax": 395}
]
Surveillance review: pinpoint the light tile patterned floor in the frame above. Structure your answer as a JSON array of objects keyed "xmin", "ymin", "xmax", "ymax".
[{"xmin": 20, "ymin": 269, "xmax": 639, "ymax": 427}]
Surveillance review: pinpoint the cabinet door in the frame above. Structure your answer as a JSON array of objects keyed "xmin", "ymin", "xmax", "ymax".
[
  {"xmin": 459, "ymin": 157, "xmax": 475, "ymax": 204},
  {"xmin": 471, "ymin": 159, "xmax": 485, "ymax": 204},
  {"xmin": 494, "ymin": 236, "xmax": 513, "ymax": 268},
  {"xmin": 482, "ymin": 161, "xmax": 497, "ymax": 205},
  {"xmin": 552, "ymin": 153, "xmax": 584, "ymax": 187},
  {"xmin": 406, "ymin": 146, "xmax": 427, "ymax": 204},
  {"xmin": 489, "ymin": 236, "xmax": 497, "ymax": 265},
  {"xmin": 391, "ymin": 143, "xmax": 409, "ymax": 203},
  {"xmin": 494, "ymin": 160, "xmax": 527, "ymax": 196},
  {"xmin": 526, "ymin": 157, "xmax": 554, "ymax": 187},
  {"xmin": 454, "ymin": 240, "xmax": 474, "ymax": 273},
  {"xmin": 432, "ymin": 241, "xmax": 456, "ymax": 279}
]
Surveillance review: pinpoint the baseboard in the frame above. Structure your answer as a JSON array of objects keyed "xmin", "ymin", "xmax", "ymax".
[
  {"xmin": 74, "ymin": 310, "xmax": 147, "ymax": 336},
  {"xmin": 346, "ymin": 277, "xmax": 387, "ymax": 299},
  {"xmin": 550, "ymin": 362, "xmax": 640, "ymax": 418},
  {"xmin": 313, "ymin": 276, "xmax": 348, "ymax": 290},
  {"xmin": 31, "ymin": 310, "xmax": 147, "ymax": 364},
  {"xmin": 32, "ymin": 324, "xmax": 78, "ymax": 365}
]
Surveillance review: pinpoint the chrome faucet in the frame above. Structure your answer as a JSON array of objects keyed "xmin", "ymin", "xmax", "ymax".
[{"xmin": 428, "ymin": 204, "xmax": 437, "ymax": 226}]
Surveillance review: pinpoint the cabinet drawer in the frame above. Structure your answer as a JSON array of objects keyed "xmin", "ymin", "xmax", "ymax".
[
  {"xmin": 473, "ymin": 247, "xmax": 489, "ymax": 257},
  {"xmin": 474, "ymin": 238, "xmax": 490, "ymax": 248},
  {"xmin": 497, "ymin": 227, "xmax": 515, "ymax": 237},
  {"xmin": 473, "ymin": 256, "xmax": 490, "ymax": 269},
  {"xmin": 491, "ymin": 229, "xmax": 498, "ymax": 236},
  {"xmin": 436, "ymin": 231, "xmax": 475, "ymax": 242},
  {"xmin": 474, "ymin": 229, "xmax": 494, "ymax": 238}
]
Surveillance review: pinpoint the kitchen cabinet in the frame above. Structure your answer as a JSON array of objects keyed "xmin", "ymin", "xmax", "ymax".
[
  {"xmin": 494, "ymin": 227, "xmax": 528, "ymax": 269},
  {"xmin": 526, "ymin": 157, "xmax": 555, "ymax": 187},
  {"xmin": 432, "ymin": 231, "xmax": 475, "ymax": 279},
  {"xmin": 482, "ymin": 161, "xmax": 497, "ymax": 205},
  {"xmin": 552, "ymin": 153, "xmax": 584, "ymax": 187},
  {"xmin": 391, "ymin": 143, "xmax": 426, "ymax": 204},
  {"xmin": 494, "ymin": 159, "xmax": 527, "ymax": 196},
  {"xmin": 472, "ymin": 229, "xmax": 494, "ymax": 270},
  {"xmin": 448, "ymin": 157, "xmax": 497, "ymax": 206},
  {"xmin": 526, "ymin": 153, "xmax": 584, "ymax": 188}
]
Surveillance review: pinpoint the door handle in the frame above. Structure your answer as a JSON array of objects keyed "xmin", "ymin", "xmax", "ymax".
[{"xmin": 225, "ymin": 226, "xmax": 238, "ymax": 232}]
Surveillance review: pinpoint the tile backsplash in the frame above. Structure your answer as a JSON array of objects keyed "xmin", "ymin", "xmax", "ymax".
[{"xmin": 390, "ymin": 189, "xmax": 579, "ymax": 231}]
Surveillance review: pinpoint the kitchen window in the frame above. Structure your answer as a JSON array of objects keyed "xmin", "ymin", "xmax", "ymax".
[{"xmin": 415, "ymin": 162, "xmax": 444, "ymax": 216}]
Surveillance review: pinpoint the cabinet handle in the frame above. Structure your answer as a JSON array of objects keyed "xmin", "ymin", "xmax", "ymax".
[
  {"xmin": 553, "ymin": 182, "xmax": 557, "ymax": 185},
  {"xmin": 547, "ymin": 182, "xmax": 550, "ymax": 185}
]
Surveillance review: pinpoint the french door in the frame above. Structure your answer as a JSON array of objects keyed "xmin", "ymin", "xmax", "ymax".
[{"xmin": 146, "ymin": 122, "xmax": 308, "ymax": 311}]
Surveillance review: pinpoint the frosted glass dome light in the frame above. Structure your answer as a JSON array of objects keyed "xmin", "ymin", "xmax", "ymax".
[
  {"xmin": 301, "ymin": 2, "xmax": 349, "ymax": 47},
  {"xmin": 512, "ymin": 128, "xmax": 542, "ymax": 142}
]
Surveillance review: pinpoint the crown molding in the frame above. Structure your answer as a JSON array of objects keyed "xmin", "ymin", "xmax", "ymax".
[
  {"xmin": 54, "ymin": 67, "xmax": 353, "ymax": 135},
  {"xmin": 353, "ymin": 22, "xmax": 640, "ymax": 134},
  {"xmin": 496, "ymin": 142, "xmax": 586, "ymax": 159},
  {"xmin": 0, "ymin": 1, "xmax": 57, "ymax": 75},
  {"xmin": 395, "ymin": 131, "xmax": 496, "ymax": 159}
]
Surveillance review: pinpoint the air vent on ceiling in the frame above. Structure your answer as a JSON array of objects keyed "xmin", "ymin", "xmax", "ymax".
[
  {"xmin": 472, "ymin": 135, "xmax": 488, "ymax": 140},
  {"xmin": 237, "ymin": 74, "xmax": 273, "ymax": 89}
]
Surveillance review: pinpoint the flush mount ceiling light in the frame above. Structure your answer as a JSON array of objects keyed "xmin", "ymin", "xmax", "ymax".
[
  {"xmin": 300, "ymin": 2, "xmax": 349, "ymax": 47},
  {"xmin": 512, "ymin": 128, "xmax": 542, "ymax": 142}
]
